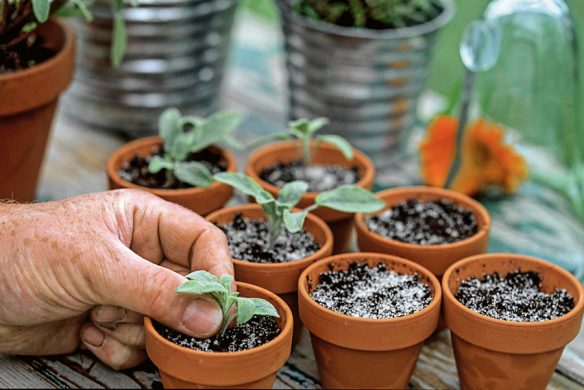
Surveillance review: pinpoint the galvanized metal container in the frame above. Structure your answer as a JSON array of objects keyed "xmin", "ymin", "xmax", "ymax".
[
  {"xmin": 63, "ymin": 0, "xmax": 237, "ymax": 137},
  {"xmin": 277, "ymin": 0, "xmax": 454, "ymax": 172}
]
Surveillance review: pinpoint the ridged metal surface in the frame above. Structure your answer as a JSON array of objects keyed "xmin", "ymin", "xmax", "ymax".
[
  {"xmin": 277, "ymin": 0, "xmax": 454, "ymax": 169},
  {"xmin": 63, "ymin": 0, "xmax": 237, "ymax": 137}
]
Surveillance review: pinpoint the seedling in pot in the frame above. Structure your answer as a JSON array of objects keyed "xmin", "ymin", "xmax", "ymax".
[
  {"xmin": 148, "ymin": 108, "xmax": 241, "ymax": 188},
  {"xmin": 250, "ymin": 117, "xmax": 353, "ymax": 166},
  {"xmin": 214, "ymin": 172, "xmax": 384, "ymax": 248},
  {"xmin": 176, "ymin": 270, "xmax": 279, "ymax": 337}
]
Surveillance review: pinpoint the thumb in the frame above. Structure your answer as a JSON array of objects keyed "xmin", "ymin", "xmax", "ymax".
[{"xmin": 92, "ymin": 245, "xmax": 223, "ymax": 338}]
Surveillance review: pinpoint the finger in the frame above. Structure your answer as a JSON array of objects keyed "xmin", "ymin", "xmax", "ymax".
[
  {"xmin": 90, "ymin": 306, "xmax": 142, "ymax": 326},
  {"xmin": 93, "ymin": 243, "xmax": 223, "ymax": 338},
  {"xmin": 116, "ymin": 191, "xmax": 233, "ymax": 278},
  {"xmin": 93, "ymin": 322, "xmax": 144, "ymax": 349},
  {"xmin": 81, "ymin": 324, "xmax": 146, "ymax": 370},
  {"xmin": 159, "ymin": 260, "xmax": 190, "ymax": 276}
]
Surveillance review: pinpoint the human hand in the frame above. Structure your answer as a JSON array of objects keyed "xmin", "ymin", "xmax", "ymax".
[{"xmin": 0, "ymin": 189, "xmax": 232, "ymax": 369}]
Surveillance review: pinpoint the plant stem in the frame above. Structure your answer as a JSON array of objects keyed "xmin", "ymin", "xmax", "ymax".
[{"xmin": 164, "ymin": 168, "xmax": 176, "ymax": 188}]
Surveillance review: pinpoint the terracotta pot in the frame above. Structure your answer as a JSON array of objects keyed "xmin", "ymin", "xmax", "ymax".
[
  {"xmin": 145, "ymin": 282, "xmax": 293, "ymax": 388},
  {"xmin": 107, "ymin": 136, "xmax": 236, "ymax": 215},
  {"xmin": 355, "ymin": 186, "xmax": 491, "ymax": 277},
  {"xmin": 246, "ymin": 140, "xmax": 375, "ymax": 253},
  {"xmin": 298, "ymin": 252, "xmax": 442, "ymax": 388},
  {"xmin": 206, "ymin": 203, "xmax": 333, "ymax": 345},
  {"xmin": 0, "ymin": 20, "xmax": 75, "ymax": 201},
  {"xmin": 443, "ymin": 253, "xmax": 584, "ymax": 390}
]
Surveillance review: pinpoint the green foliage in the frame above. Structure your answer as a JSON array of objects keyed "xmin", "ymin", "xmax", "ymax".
[
  {"xmin": 149, "ymin": 108, "xmax": 240, "ymax": 188},
  {"xmin": 0, "ymin": 0, "xmax": 135, "ymax": 66},
  {"xmin": 214, "ymin": 172, "xmax": 384, "ymax": 247},
  {"xmin": 250, "ymin": 117, "xmax": 353, "ymax": 166},
  {"xmin": 295, "ymin": 0, "xmax": 444, "ymax": 29},
  {"xmin": 176, "ymin": 271, "xmax": 279, "ymax": 337}
]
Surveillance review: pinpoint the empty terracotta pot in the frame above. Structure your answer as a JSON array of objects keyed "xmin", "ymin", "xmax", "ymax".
[
  {"xmin": 206, "ymin": 203, "xmax": 333, "ymax": 345},
  {"xmin": 107, "ymin": 136, "xmax": 236, "ymax": 215},
  {"xmin": 144, "ymin": 282, "xmax": 293, "ymax": 389},
  {"xmin": 355, "ymin": 186, "xmax": 491, "ymax": 277},
  {"xmin": 298, "ymin": 252, "xmax": 442, "ymax": 388},
  {"xmin": 443, "ymin": 253, "xmax": 584, "ymax": 390},
  {"xmin": 0, "ymin": 20, "xmax": 75, "ymax": 201},
  {"xmin": 246, "ymin": 140, "xmax": 375, "ymax": 253}
]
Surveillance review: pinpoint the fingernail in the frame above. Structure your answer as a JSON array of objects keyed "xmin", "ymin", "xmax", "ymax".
[
  {"xmin": 181, "ymin": 299, "xmax": 223, "ymax": 337},
  {"xmin": 95, "ymin": 306, "xmax": 127, "ymax": 323},
  {"xmin": 82, "ymin": 326, "xmax": 105, "ymax": 347}
]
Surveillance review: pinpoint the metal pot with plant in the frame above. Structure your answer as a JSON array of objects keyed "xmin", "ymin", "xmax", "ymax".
[
  {"xmin": 0, "ymin": 0, "xmax": 133, "ymax": 201},
  {"xmin": 245, "ymin": 117, "xmax": 377, "ymax": 253},
  {"xmin": 107, "ymin": 107, "xmax": 240, "ymax": 216},
  {"xmin": 276, "ymin": 0, "xmax": 455, "ymax": 180},
  {"xmin": 207, "ymin": 172, "xmax": 384, "ymax": 344}
]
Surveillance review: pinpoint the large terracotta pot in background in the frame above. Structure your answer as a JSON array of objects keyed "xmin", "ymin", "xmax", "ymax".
[
  {"xmin": 145, "ymin": 282, "xmax": 293, "ymax": 389},
  {"xmin": 206, "ymin": 203, "xmax": 333, "ymax": 345},
  {"xmin": 298, "ymin": 252, "xmax": 442, "ymax": 388},
  {"xmin": 0, "ymin": 20, "xmax": 75, "ymax": 201},
  {"xmin": 355, "ymin": 186, "xmax": 491, "ymax": 277},
  {"xmin": 443, "ymin": 253, "xmax": 584, "ymax": 390},
  {"xmin": 246, "ymin": 140, "xmax": 375, "ymax": 253},
  {"xmin": 107, "ymin": 136, "xmax": 236, "ymax": 215}
]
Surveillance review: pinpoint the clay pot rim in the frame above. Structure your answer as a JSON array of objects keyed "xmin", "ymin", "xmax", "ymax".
[
  {"xmin": 0, "ymin": 19, "xmax": 74, "ymax": 82},
  {"xmin": 107, "ymin": 135, "xmax": 237, "ymax": 196},
  {"xmin": 355, "ymin": 186, "xmax": 491, "ymax": 252},
  {"xmin": 298, "ymin": 252, "xmax": 442, "ymax": 325},
  {"xmin": 144, "ymin": 281, "xmax": 293, "ymax": 358},
  {"xmin": 443, "ymin": 253, "xmax": 584, "ymax": 329},
  {"xmin": 245, "ymin": 140, "xmax": 376, "ymax": 199},
  {"xmin": 206, "ymin": 203, "xmax": 334, "ymax": 269}
]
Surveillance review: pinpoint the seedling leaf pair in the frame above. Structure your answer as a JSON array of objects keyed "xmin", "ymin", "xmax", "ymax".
[{"xmin": 176, "ymin": 270, "xmax": 279, "ymax": 337}]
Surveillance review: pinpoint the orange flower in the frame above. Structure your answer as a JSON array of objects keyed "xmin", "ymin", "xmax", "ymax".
[{"xmin": 419, "ymin": 115, "xmax": 528, "ymax": 196}]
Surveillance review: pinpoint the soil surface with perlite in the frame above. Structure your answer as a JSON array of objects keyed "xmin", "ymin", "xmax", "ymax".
[
  {"xmin": 260, "ymin": 159, "xmax": 360, "ymax": 192},
  {"xmin": 217, "ymin": 213, "xmax": 320, "ymax": 263},
  {"xmin": 154, "ymin": 316, "xmax": 280, "ymax": 353},
  {"xmin": 310, "ymin": 262, "xmax": 432, "ymax": 319},
  {"xmin": 119, "ymin": 146, "xmax": 227, "ymax": 189},
  {"xmin": 456, "ymin": 270, "xmax": 575, "ymax": 322},
  {"xmin": 366, "ymin": 198, "xmax": 478, "ymax": 245}
]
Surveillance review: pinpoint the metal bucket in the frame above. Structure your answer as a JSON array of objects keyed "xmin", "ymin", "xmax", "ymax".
[
  {"xmin": 277, "ymin": 0, "xmax": 454, "ymax": 172},
  {"xmin": 63, "ymin": 0, "xmax": 237, "ymax": 138}
]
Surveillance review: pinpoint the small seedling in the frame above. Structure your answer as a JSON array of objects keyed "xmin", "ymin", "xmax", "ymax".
[
  {"xmin": 176, "ymin": 271, "xmax": 279, "ymax": 337},
  {"xmin": 148, "ymin": 108, "xmax": 241, "ymax": 188},
  {"xmin": 214, "ymin": 172, "xmax": 384, "ymax": 247},
  {"xmin": 250, "ymin": 117, "xmax": 353, "ymax": 166}
]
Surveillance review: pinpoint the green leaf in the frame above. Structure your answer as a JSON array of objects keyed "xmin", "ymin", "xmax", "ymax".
[
  {"xmin": 316, "ymin": 185, "xmax": 385, "ymax": 213},
  {"xmin": 54, "ymin": 1, "xmax": 93, "ymax": 21},
  {"xmin": 277, "ymin": 181, "xmax": 308, "ymax": 208},
  {"xmin": 220, "ymin": 274, "xmax": 234, "ymax": 292},
  {"xmin": 32, "ymin": 0, "xmax": 50, "ymax": 23},
  {"xmin": 169, "ymin": 132, "xmax": 193, "ymax": 161},
  {"xmin": 148, "ymin": 156, "xmax": 174, "ymax": 174},
  {"xmin": 190, "ymin": 111, "xmax": 240, "ymax": 153},
  {"xmin": 213, "ymin": 172, "xmax": 269, "ymax": 200},
  {"xmin": 174, "ymin": 161, "xmax": 214, "ymax": 188},
  {"xmin": 316, "ymin": 134, "xmax": 354, "ymax": 160},
  {"xmin": 110, "ymin": 0, "xmax": 127, "ymax": 67},
  {"xmin": 283, "ymin": 209, "xmax": 308, "ymax": 233},
  {"xmin": 185, "ymin": 270, "xmax": 219, "ymax": 283},
  {"xmin": 159, "ymin": 108, "xmax": 181, "ymax": 153},
  {"xmin": 249, "ymin": 297, "xmax": 279, "ymax": 318},
  {"xmin": 72, "ymin": 0, "xmax": 94, "ymax": 21},
  {"xmin": 235, "ymin": 297, "xmax": 256, "ymax": 325},
  {"xmin": 306, "ymin": 117, "xmax": 329, "ymax": 135},
  {"xmin": 176, "ymin": 280, "xmax": 227, "ymax": 296},
  {"xmin": 246, "ymin": 133, "xmax": 291, "ymax": 150},
  {"xmin": 289, "ymin": 118, "xmax": 310, "ymax": 139},
  {"xmin": 221, "ymin": 135, "xmax": 244, "ymax": 150}
]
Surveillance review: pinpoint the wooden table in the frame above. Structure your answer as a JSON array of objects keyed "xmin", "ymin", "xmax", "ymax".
[{"xmin": 2, "ymin": 10, "xmax": 584, "ymax": 389}]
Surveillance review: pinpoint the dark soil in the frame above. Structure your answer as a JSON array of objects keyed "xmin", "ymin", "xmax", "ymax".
[
  {"xmin": 260, "ymin": 159, "xmax": 360, "ymax": 192},
  {"xmin": 0, "ymin": 35, "xmax": 56, "ymax": 74},
  {"xmin": 154, "ymin": 316, "xmax": 280, "ymax": 352},
  {"xmin": 118, "ymin": 146, "xmax": 227, "ymax": 189},
  {"xmin": 456, "ymin": 270, "xmax": 575, "ymax": 322},
  {"xmin": 217, "ymin": 214, "xmax": 320, "ymax": 263},
  {"xmin": 311, "ymin": 262, "xmax": 433, "ymax": 319},
  {"xmin": 366, "ymin": 198, "xmax": 478, "ymax": 245}
]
